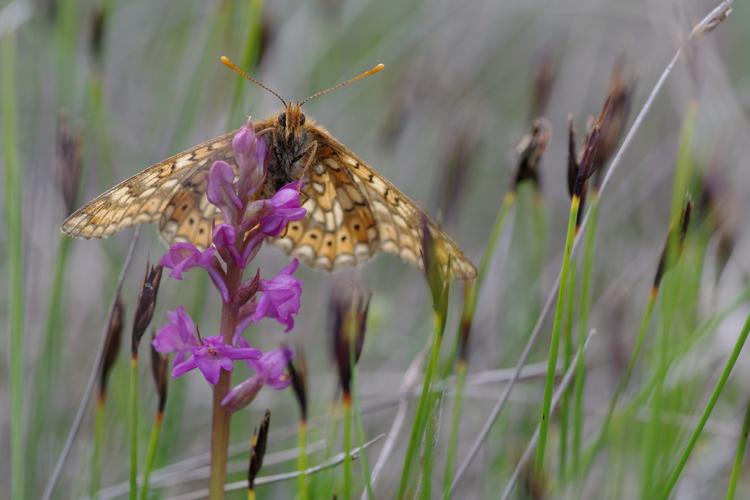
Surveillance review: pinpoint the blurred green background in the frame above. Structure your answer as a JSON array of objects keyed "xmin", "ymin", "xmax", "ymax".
[{"xmin": 2, "ymin": 0, "xmax": 750, "ymax": 498}]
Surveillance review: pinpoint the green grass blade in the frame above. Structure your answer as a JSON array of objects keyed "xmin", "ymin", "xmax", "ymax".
[
  {"xmin": 397, "ymin": 305, "xmax": 448, "ymax": 498},
  {"xmin": 726, "ymin": 396, "xmax": 750, "ymax": 500},
  {"xmin": 535, "ymin": 195, "xmax": 580, "ymax": 473},
  {"xmin": 3, "ymin": 30, "xmax": 26, "ymax": 500},
  {"xmin": 661, "ymin": 312, "xmax": 750, "ymax": 498}
]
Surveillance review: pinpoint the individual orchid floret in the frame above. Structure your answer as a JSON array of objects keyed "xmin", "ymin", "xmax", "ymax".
[
  {"xmin": 153, "ymin": 307, "xmax": 261, "ymax": 384},
  {"xmin": 221, "ymin": 346, "xmax": 293, "ymax": 412},
  {"xmin": 250, "ymin": 259, "xmax": 303, "ymax": 332},
  {"xmin": 160, "ymin": 243, "xmax": 230, "ymax": 302},
  {"xmin": 256, "ymin": 181, "xmax": 307, "ymax": 237},
  {"xmin": 152, "ymin": 306, "xmax": 197, "ymax": 365},
  {"xmin": 172, "ymin": 335, "xmax": 261, "ymax": 385},
  {"xmin": 212, "ymin": 224, "xmax": 242, "ymax": 267},
  {"xmin": 207, "ymin": 160, "xmax": 243, "ymax": 225},
  {"xmin": 233, "ymin": 125, "xmax": 267, "ymax": 199}
]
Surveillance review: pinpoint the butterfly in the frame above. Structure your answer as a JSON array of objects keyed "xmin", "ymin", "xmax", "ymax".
[{"xmin": 61, "ymin": 57, "xmax": 477, "ymax": 280}]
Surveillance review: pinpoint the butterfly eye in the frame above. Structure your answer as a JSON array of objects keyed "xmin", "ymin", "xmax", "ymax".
[
  {"xmin": 278, "ymin": 112, "xmax": 286, "ymax": 127},
  {"xmin": 299, "ymin": 113, "xmax": 306, "ymax": 125}
]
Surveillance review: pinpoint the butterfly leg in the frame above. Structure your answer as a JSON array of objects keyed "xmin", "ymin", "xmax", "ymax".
[{"xmin": 298, "ymin": 140, "xmax": 318, "ymax": 184}]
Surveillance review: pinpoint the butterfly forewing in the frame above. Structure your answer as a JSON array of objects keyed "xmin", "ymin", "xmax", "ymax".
[{"xmin": 62, "ymin": 131, "xmax": 238, "ymax": 240}]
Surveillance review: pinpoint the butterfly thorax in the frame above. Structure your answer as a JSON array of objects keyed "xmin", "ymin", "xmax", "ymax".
[{"xmin": 263, "ymin": 103, "xmax": 313, "ymax": 191}]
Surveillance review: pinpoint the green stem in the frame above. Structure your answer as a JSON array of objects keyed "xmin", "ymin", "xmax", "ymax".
[
  {"xmin": 726, "ymin": 397, "xmax": 750, "ymax": 500},
  {"xmin": 343, "ymin": 396, "xmax": 353, "ymax": 500},
  {"xmin": 442, "ymin": 360, "xmax": 468, "ymax": 499},
  {"xmin": 572, "ymin": 190, "xmax": 599, "ymax": 477},
  {"xmin": 90, "ymin": 396, "xmax": 106, "ymax": 499},
  {"xmin": 351, "ymin": 365, "xmax": 374, "ymax": 499},
  {"xmin": 397, "ymin": 308, "xmax": 447, "ymax": 499},
  {"xmin": 660, "ymin": 312, "xmax": 750, "ymax": 498},
  {"xmin": 139, "ymin": 412, "xmax": 164, "ymax": 500},
  {"xmin": 129, "ymin": 357, "xmax": 139, "ymax": 500},
  {"xmin": 466, "ymin": 192, "xmax": 516, "ymax": 317},
  {"xmin": 2, "ymin": 32, "xmax": 25, "ymax": 500},
  {"xmin": 28, "ymin": 235, "xmax": 72, "ymax": 492},
  {"xmin": 535, "ymin": 195, "xmax": 580, "ymax": 473},
  {"xmin": 559, "ymin": 260, "xmax": 577, "ymax": 479},
  {"xmin": 421, "ymin": 398, "xmax": 439, "ymax": 500},
  {"xmin": 297, "ymin": 421, "xmax": 309, "ymax": 500},
  {"xmin": 443, "ymin": 191, "xmax": 514, "ymax": 376},
  {"xmin": 578, "ymin": 291, "xmax": 657, "ymax": 477}
]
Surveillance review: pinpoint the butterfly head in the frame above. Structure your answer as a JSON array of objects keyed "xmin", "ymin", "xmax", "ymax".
[
  {"xmin": 277, "ymin": 103, "xmax": 307, "ymax": 142},
  {"xmin": 219, "ymin": 56, "xmax": 384, "ymax": 189}
]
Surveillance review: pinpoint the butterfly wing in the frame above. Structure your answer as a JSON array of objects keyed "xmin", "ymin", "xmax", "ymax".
[
  {"xmin": 272, "ymin": 132, "xmax": 477, "ymax": 280},
  {"xmin": 271, "ymin": 150, "xmax": 380, "ymax": 271},
  {"xmin": 61, "ymin": 131, "xmax": 238, "ymax": 240},
  {"xmin": 158, "ymin": 167, "xmax": 222, "ymax": 249}
]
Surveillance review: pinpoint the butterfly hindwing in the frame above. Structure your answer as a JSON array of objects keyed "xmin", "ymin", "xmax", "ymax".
[
  {"xmin": 273, "ymin": 131, "xmax": 477, "ymax": 280},
  {"xmin": 158, "ymin": 167, "xmax": 220, "ymax": 249},
  {"xmin": 271, "ymin": 152, "xmax": 379, "ymax": 271},
  {"xmin": 315, "ymin": 131, "xmax": 476, "ymax": 280}
]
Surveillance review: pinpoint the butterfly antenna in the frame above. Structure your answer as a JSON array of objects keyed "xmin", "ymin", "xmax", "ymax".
[
  {"xmin": 220, "ymin": 56, "xmax": 287, "ymax": 106},
  {"xmin": 299, "ymin": 63, "xmax": 384, "ymax": 106}
]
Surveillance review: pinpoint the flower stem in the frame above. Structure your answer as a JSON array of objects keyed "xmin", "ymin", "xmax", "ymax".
[
  {"xmin": 397, "ymin": 306, "xmax": 447, "ymax": 498},
  {"xmin": 297, "ymin": 421, "xmax": 309, "ymax": 500},
  {"xmin": 129, "ymin": 356, "xmax": 138, "ymax": 500},
  {"xmin": 442, "ymin": 359, "xmax": 468, "ymax": 499},
  {"xmin": 209, "ymin": 265, "xmax": 243, "ymax": 500},
  {"xmin": 559, "ymin": 260, "xmax": 577, "ymax": 480},
  {"xmin": 90, "ymin": 394, "xmax": 106, "ymax": 499},
  {"xmin": 572, "ymin": 189, "xmax": 599, "ymax": 479},
  {"xmin": 139, "ymin": 411, "xmax": 164, "ymax": 500},
  {"xmin": 3, "ymin": 32, "xmax": 25, "ymax": 500},
  {"xmin": 535, "ymin": 194, "xmax": 580, "ymax": 474},
  {"xmin": 343, "ymin": 393, "xmax": 353, "ymax": 500}
]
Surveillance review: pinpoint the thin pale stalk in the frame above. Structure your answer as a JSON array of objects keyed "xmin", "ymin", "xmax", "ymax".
[
  {"xmin": 726, "ymin": 397, "xmax": 750, "ymax": 500},
  {"xmin": 140, "ymin": 412, "xmax": 164, "ymax": 500},
  {"xmin": 209, "ymin": 266, "xmax": 242, "ymax": 500},
  {"xmin": 531, "ymin": 189, "xmax": 547, "ymax": 279},
  {"xmin": 43, "ymin": 227, "xmax": 141, "ymax": 500},
  {"xmin": 577, "ymin": 291, "xmax": 657, "ymax": 477},
  {"xmin": 28, "ymin": 236, "xmax": 72, "ymax": 491},
  {"xmin": 170, "ymin": 435, "xmax": 385, "ymax": 500},
  {"xmin": 465, "ymin": 192, "xmax": 515, "ymax": 321},
  {"xmin": 2, "ymin": 32, "xmax": 24, "ymax": 500},
  {"xmin": 443, "ymin": 191, "xmax": 515, "ymax": 375},
  {"xmin": 535, "ymin": 194, "xmax": 580, "ymax": 473},
  {"xmin": 661, "ymin": 312, "xmax": 750, "ymax": 498},
  {"xmin": 501, "ymin": 329, "xmax": 596, "ymax": 500}
]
